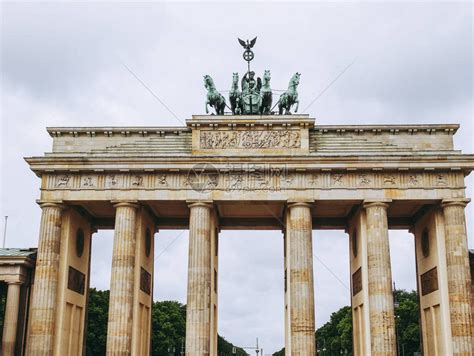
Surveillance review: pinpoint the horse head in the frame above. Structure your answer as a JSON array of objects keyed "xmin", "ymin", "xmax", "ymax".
[
  {"xmin": 263, "ymin": 70, "xmax": 271, "ymax": 83},
  {"xmin": 287, "ymin": 72, "xmax": 301, "ymax": 90},
  {"xmin": 204, "ymin": 75, "xmax": 215, "ymax": 90}
]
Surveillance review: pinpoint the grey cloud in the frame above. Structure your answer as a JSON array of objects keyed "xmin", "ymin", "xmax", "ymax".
[{"xmin": 1, "ymin": 2, "xmax": 166, "ymax": 99}]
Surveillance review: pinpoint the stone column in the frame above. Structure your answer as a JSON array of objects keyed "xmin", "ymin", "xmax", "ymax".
[
  {"xmin": 106, "ymin": 201, "xmax": 139, "ymax": 356},
  {"xmin": 441, "ymin": 199, "xmax": 473, "ymax": 355},
  {"xmin": 186, "ymin": 202, "xmax": 213, "ymax": 356},
  {"xmin": 362, "ymin": 200, "xmax": 396, "ymax": 355},
  {"xmin": 1, "ymin": 282, "xmax": 22, "ymax": 356},
  {"xmin": 286, "ymin": 202, "xmax": 315, "ymax": 355},
  {"xmin": 27, "ymin": 201, "xmax": 64, "ymax": 356}
]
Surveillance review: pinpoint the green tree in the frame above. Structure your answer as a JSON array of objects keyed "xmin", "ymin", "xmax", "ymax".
[
  {"xmin": 273, "ymin": 289, "xmax": 422, "ymax": 356},
  {"xmin": 316, "ymin": 306, "xmax": 352, "ymax": 355},
  {"xmin": 151, "ymin": 300, "xmax": 186, "ymax": 355},
  {"xmin": 86, "ymin": 288, "xmax": 109, "ymax": 355},
  {"xmin": 217, "ymin": 335, "xmax": 248, "ymax": 356},
  {"xmin": 86, "ymin": 289, "xmax": 247, "ymax": 355},
  {"xmin": 394, "ymin": 289, "xmax": 421, "ymax": 355},
  {"xmin": 272, "ymin": 347, "xmax": 284, "ymax": 356}
]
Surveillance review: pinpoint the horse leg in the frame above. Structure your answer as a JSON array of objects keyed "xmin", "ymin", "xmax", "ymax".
[
  {"xmin": 260, "ymin": 95, "xmax": 266, "ymax": 115},
  {"xmin": 205, "ymin": 100, "xmax": 209, "ymax": 114},
  {"xmin": 295, "ymin": 99, "xmax": 299, "ymax": 113},
  {"xmin": 285, "ymin": 99, "xmax": 291, "ymax": 114}
]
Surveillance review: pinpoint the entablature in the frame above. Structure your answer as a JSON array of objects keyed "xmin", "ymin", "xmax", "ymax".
[{"xmin": 27, "ymin": 117, "xmax": 473, "ymax": 183}]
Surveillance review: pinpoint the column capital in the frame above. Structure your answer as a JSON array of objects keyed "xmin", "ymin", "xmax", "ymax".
[
  {"xmin": 111, "ymin": 200, "xmax": 139, "ymax": 209},
  {"xmin": 362, "ymin": 199, "xmax": 392, "ymax": 209},
  {"xmin": 4, "ymin": 279, "xmax": 23, "ymax": 286},
  {"xmin": 36, "ymin": 200, "xmax": 65, "ymax": 209},
  {"xmin": 287, "ymin": 199, "xmax": 314, "ymax": 209},
  {"xmin": 441, "ymin": 198, "xmax": 470, "ymax": 209},
  {"xmin": 187, "ymin": 200, "xmax": 214, "ymax": 209}
]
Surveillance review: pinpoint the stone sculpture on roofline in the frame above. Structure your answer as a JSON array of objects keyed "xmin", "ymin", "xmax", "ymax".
[{"xmin": 204, "ymin": 37, "xmax": 301, "ymax": 115}]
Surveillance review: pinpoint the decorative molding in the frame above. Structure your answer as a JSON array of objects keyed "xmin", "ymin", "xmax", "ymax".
[{"xmin": 43, "ymin": 170, "xmax": 464, "ymax": 192}]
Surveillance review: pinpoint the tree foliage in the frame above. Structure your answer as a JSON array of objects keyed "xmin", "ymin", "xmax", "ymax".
[
  {"xmin": 86, "ymin": 289, "xmax": 247, "ymax": 355},
  {"xmin": 394, "ymin": 289, "xmax": 421, "ymax": 355},
  {"xmin": 151, "ymin": 300, "xmax": 187, "ymax": 355},
  {"xmin": 273, "ymin": 290, "xmax": 421, "ymax": 356},
  {"xmin": 272, "ymin": 348, "xmax": 284, "ymax": 356},
  {"xmin": 85, "ymin": 288, "xmax": 109, "ymax": 355},
  {"xmin": 316, "ymin": 306, "xmax": 352, "ymax": 355},
  {"xmin": 218, "ymin": 335, "xmax": 248, "ymax": 356}
]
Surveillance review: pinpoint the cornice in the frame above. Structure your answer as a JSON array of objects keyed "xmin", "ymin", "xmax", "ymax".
[
  {"xmin": 25, "ymin": 153, "xmax": 474, "ymax": 168},
  {"xmin": 45, "ymin": 123, "xmax": 459, "ymax": 138}
]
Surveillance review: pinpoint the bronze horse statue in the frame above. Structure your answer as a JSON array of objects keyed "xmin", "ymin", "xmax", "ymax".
[
  {"xmin": 204, "ymin": 75, "xmax": 226, "ymax": 115},
  {"xmin": 229, "ymin": 72, "xmax": 241, "ymax": 115},
  {"xmin": 278, "ymin": 72, "xmax": 300, "ymax": 115},
  {"xmin": 260, "ymin": 70, "xmax": 272, "ymax": 115}
]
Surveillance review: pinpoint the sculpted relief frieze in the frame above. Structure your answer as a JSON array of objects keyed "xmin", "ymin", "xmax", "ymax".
[
  {"xmin": 199, "ymin": 130, "xmax": 301, "ymax": 149},
  {"xmin": 46, "ymin": 169, "xmax": 463, "ymax": 193}
]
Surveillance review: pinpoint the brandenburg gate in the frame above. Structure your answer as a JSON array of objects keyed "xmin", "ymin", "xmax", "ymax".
[
  {"xmin": 17, "ymin": 39, "xmax": 474, "ymax": 356},
  {"xmin": 22, "ymin": 113, "xmax": 474, "ymax": 355}
]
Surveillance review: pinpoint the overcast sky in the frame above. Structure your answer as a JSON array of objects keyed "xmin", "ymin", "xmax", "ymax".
[{"xmin": 1, "ymin": 1, "xmax": 473, "ymax": 354}]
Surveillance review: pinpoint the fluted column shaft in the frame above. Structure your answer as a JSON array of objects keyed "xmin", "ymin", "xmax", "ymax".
[
  {"xmin": 2, "ymin": 282, "xmax": 22, "ymax": 356},
  {"xmin": 186, "ymin": 202, "xmax": 213, "ymax": 356},
  {"xmin": 106, "ymin": 202, "xmax": 139, "ymax": 356},
  {"xmin": 287, "ymin": 202, "xmax": 315, "ymax": 355},
  {"xmin": 442, "ymin": 199, "xmax": 473, "ymax": 355},
  {"xmin": 363, "ymin": 201, "xmax": 396, "ymax": 355},
  {"xmin": 27, "ymin": 202, "xmax": 64, "ymax": 356}
]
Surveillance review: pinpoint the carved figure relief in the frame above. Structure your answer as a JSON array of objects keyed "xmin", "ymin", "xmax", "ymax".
[
  {"xmin": 383, "ymin": 175, "xmax": 396, "ymax": 185},
  {"xmin": 436, "ymin": 174, "xmax": 447, "ymax": 186},
  {"xmin": 309, "ymin": 174, "xmax": 319, "ymax": 186},
  {"xmin": 358, "ymin": 174, "xmax": 371, "ymax": 186},
  {"xmin": 82, "ymin": 176, "xmax": 95, "ymax": 187},
  {"xmin": 132, "ymin": 175, "xmax": 144, "ymax": 186},
  {"xmin": 229, "ymin": 173, "xmax": 244, "ymax": 191},
  {"xmin": 106, "ymin": 175, "xmax": 118, "ymax": 187},
  {"xmin": 46, "ymin": 171, "xmax": 458, "ymax": 192},
  {"xmin": 56, "ymin": 175, "xmax": 70, "ymax": 187},
  {"xmin": 331, "ymin": 174, "xmax": 344, "ymax": 186},
  {"xmin": 409, "ymin": 175, "xmax": 420, "ymax": 186},
  {"xmin": 158, "ymin": 174, "xmax": 168, "ymax": 186},
  {"xmin": 200, "ymin": 130, "xmax": 301, "ymax": 149}
]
